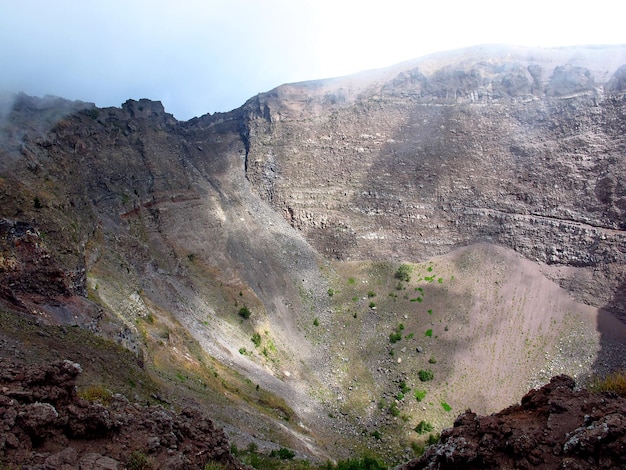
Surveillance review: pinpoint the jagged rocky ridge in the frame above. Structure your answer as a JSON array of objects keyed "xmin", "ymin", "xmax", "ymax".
[{"xmin": 398, "ymin": 375, "xmax": 626, "ymax": 469}]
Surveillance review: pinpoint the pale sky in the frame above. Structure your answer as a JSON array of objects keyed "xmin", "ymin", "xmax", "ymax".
[{"xmin": 1, "ymin": 0, "xmax": 625, "ymax": 120}]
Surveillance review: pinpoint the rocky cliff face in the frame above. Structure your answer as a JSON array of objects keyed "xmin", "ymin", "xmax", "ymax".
[{"xmin": 241, "ymin": 45, "xmax": 626, "ymax": 320}]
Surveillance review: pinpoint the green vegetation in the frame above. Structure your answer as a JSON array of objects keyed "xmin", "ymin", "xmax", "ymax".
[
  {"xmin": 389, "ymin": 323, "xmax": 405, "ymax": 344},
  {"xmin": 427, "ymin": 433, "xmax": 440, "ymax": 445},
  {"xmin": 323, "ymin": 456, "xmax": 387, "ymax": 469},
  {"xmin": 428, "ymin": 356, "xmax": 437, "ymax": 364},
  {"xmin": 425, "ymin": 329, "xmax": 433, "ymax": 337},
  {"xmin": 418, "ymin": 369, "xmax": 434, "ymax": 382},
  {"xmin": 414, "ymin": 389, "xmax": 427, "ymax": 402},
  {"xmin": 414, "ymin": 420, "xmax": 433, "ymax": 434},
  {"xmin": 127, "ymin": 451, "xmax": 149, "ymax": 470},
  {"xmin": 347, "ymin": 277, "xmax": 356, "ymax": 285},
  {"xmin": 590, "ymin": 369, "xmax": 626, "ymax": 397},
  {"xmin": 368, "ymin": 301, "xmax": 376, "ymax": 308},
  {"xmin": 238, "ymin": 306, "xmax": 251, "ymax": 319},
  {"xmin": 367, "ymin": 291, "xmax": 376, "ymax": 298},
  {"xmin": 33, "ymin": 196, "xmax": 42, "ymax": 209},
  {"xmin": 399, "ymin": 381, "xmax": 411, "ymax": 394},
  {"xmin": 313, "ymin": 317, "xmax": 320, "ymax": 326},
  {"xmin": 395, "ymin": 264, "xmax": 412, "ymax": 282},
  {"xmin": 78, "ymin": 384, "xmax": 113, "ymax": 405},
  {"xmin": 328, "ymin": 288, "xmax": 335, "ymax": 297},
  {"xmin": 251, "ymin": 332, "xmax": 262, "ymax": 348},
  {"xmin": 441, "ymin": 401, "xmax": 452, "ymax": 412},
  {"xmin": 270, "ymin": 447, "xmax": 296, "ymax": 460}
]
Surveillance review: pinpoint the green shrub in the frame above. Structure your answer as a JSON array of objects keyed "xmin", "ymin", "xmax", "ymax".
[
  {"xmin": 367, "ymin": 291, "xmax": 376, "ymax": 298},
  {"xmin": 368, "ymin": 301, "xmax": 376, "ymax": 308},
  {"xmin": 441, "ymin": 401, "xmax": 452, "ymax": 412},
  {"xmin": 251, "ymin": 332, "xmax": 261, "ymax": 347},
  {"xmin": 414, "ymin": 389, "xmax": 427, "ymax": 402},
  {"xmin": 347, "ymin": 277, "xmax": 356, "ymax": 285},
  {"xmin": 270, "ymin": 447, "xmax": 295, "ymax": 460},
  {"xmin": 414, "ymin": 420, "xmax": 433, "ymax": 434},
  {"xmin": 395, "ymin": 264, "xmax": 412, "ymax": 282},
  {"xmin": 428, "ymin": 356, "xmax": 437, "ymax": 364},
  {"xmin": 328, "ymin": 288, "xmax": 335, "ymax": 297},
  {"xmin": 389, "ymin": 331, "xmax": 402, "ymax": 344},
  {"xmin": 418, "ymin": 369, "xmax": 434, "ymax": 382},
  {"xmin": 427, "ymin": 433, "xmax": 440, "ymax": 445},
  {"xmin": 238, "ymin": 306, "xmax": 251, "ymax": 319},
  {"xmin": 399, "ymin": 381, "xmax": 411, "ymax": 394},
  {"xmin": 313, "ymin": 317, "xmax": 320, "ymax": 326},
  {"xmin": 425, "ymin": 329, "xmax": 433, "ymax": 337}
]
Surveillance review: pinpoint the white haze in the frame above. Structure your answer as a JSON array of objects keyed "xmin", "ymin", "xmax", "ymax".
[{"xmin": 0, "ymin": 0, "xmax": 625, "ymax": 120}]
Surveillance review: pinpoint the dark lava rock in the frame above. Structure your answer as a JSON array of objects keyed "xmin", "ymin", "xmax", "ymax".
[
  {"xmin": 397, "ymin": 375, "xmax": 626, "ymax": 469},
  {"xmin": 0, "ymin": 359, "xmax": 247, "ymax": 469}
]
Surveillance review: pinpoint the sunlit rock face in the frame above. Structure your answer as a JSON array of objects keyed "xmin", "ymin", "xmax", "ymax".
[{"xmin": 241, "ymin": 44, "xmax": 626, "ymax": 319}]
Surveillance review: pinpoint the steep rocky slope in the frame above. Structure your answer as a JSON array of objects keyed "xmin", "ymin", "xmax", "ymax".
[{"xmin": 1, "ymin": 44, "xmax": 626, "ymax": 465}]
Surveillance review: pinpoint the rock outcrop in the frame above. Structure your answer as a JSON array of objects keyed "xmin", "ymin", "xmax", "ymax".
[
  {"xmin": 399, "ymin": 375, "xmax": 626, "ymax": 469},
  {"xmin": 0, "ymin": 359, "xmax": 246, "ymax": 469}
]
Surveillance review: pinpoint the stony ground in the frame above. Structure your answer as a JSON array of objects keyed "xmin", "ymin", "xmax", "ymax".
[
  {"xmin": 0, "ymin": 359, "xmax": 247, "ymax": 469},
  {"xmin": 398, "ymin": 375, "xmax": 626, "ymax": 469}
]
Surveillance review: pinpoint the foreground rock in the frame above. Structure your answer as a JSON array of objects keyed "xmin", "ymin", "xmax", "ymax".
[
  {"xmin": 0, "ymin": 359, "xmax": 246, "ymax": 469},
  {"xmin": 399, "ymin": 375, "xmax": 626, "ymax": 469}
]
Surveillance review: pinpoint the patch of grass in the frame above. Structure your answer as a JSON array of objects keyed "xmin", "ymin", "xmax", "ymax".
[
  {"xmin": 414, "ymin": 389, "xmax": 427, "ymax": 402},
  {"xmin": 78, "ymin": 384, "xmax": 113, "ymax": 405},
  {"xmin": 399, "ymin": 381, "xmax": 411, "ymax": 394},
  {"xmin": 313, "ymin": 317, "xmax": 320, "ymax": 326},
  {"xmin": 367, "ymin": 291, "xmax": 376, "ymax": 298},
  {"xmin": 368, "ymin": 301, "xmax": 376, "ymax": 308},
  {"xmin": 347, "ymin": 277, "xmax": 356, "ymax": 285},
  {"xmin": 427, "ymin": 433, "xmax": 440, "ymax": 446},
  {"xmin": 441, "ymin": 401, "xmax": 452, "ymax": 412},
  {"xmin": 428, "ymin": 356, "xmax": 437, "ymax": 364},
  {"xmin": 127, "ymin": 451, "xmax": 149, "ymax": 470},
  {"xmin": 425, "ymin": 329, "xmax": 433, "ymax": 337},
  {"xmin": 590, "ymin": 369, "xmax": 626, "ymax": 397},
  {"xmin": 414, "ymin": 421, "xmax": 433, "ymax": 434},
  {"xmin": 251, "ymin": 332, "xmax": 262, "ymax": 348}
]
